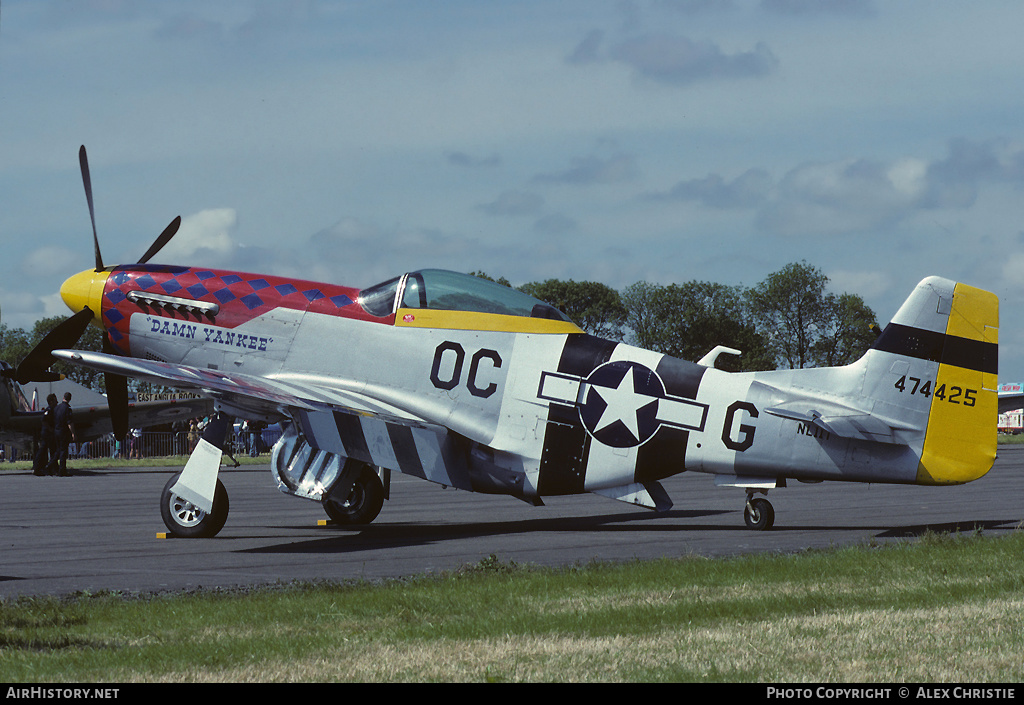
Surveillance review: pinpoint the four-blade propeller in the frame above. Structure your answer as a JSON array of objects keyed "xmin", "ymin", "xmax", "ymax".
[{"xmin": 6, "ymin": 146, "xmax": 183, "ymax": 439}]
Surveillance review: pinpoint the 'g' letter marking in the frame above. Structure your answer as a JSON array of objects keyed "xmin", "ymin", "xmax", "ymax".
[
  {"xmin": 722, "ymin": 401, "xmax": 758, "ymax": 452},
  {"xmin": 430, "ymin": 342, "xmax": 464, "ymax": 391}
]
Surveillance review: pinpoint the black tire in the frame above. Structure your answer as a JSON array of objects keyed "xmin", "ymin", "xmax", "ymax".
[
  {"xmin": 160, "ymin": 474, "xmax": 229, "ymax": 538},
  {"xmin": 322, "ymin": 465, "xmax": 385, "ymax": 525},
  {"xmin": 744, "ymin": 497, "xmax": 775, "ymax": 531}
]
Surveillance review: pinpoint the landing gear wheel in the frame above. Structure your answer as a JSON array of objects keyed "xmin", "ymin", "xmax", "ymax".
[
  {"xmin": 744, "ymin": 496, "xmax": 775, "ymax": 531},
  {"xmin": 160, "ymin": 474, "xmax": 229, "ymax": 538},
  {"xmin": 322, "ymin": 466, "xmax": 385, "ymax": 525}
]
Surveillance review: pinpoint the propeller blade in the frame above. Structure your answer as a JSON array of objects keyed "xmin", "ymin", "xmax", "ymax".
[
  {"xmin": 15, "ymin": 308, "xmax": 95, "ymax": 385},
  {"xmin": 101, "ymin": 335, "xmax": 130, "ymax": 440},
  {"xmin": 138, "ymin": 215, "xmax": 182, "ymax": 265},
  {"xmin": 106, "ymin": 372, "xmax": 129, "ymax": 441},
  {"xmin": 79, "ymin": 145, "xmax": 104, "ymax": 272}
]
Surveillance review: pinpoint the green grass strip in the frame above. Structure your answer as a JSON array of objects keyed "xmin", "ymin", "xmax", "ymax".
[{"xmin": 3, "ymin": 531, "xmax": 1024, "ymax": 682}]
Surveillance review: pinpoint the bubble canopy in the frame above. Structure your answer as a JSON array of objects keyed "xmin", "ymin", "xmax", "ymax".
[{"xmin": 358, "ymin": 269, "xmax": 572, "ymax": 323}]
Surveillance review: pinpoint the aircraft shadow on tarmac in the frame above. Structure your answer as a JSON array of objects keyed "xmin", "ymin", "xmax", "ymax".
[
  {"xmin": 238, "ymin": 507, "xmax": 735, "ymax": 555},
  {"xmin": 237, "ymin": 512, "xmax": 1022, "ymax": 556}
]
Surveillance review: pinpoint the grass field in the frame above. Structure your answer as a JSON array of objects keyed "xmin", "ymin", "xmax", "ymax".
[{"xmin": 2, "ymin": 531, "xmax": 1023, "ymax": 683}]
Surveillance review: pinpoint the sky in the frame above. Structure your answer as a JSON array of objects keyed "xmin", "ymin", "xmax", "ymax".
[{"xmin": 2, "ymin": 0, "xmax": 1024, "ymax": 380}]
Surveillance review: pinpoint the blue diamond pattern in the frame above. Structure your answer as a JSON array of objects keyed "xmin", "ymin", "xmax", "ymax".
[
  {"xmin": 214, "ymin": 289, "xmax": 236, "ymax": 304},
  {"xmin": 240, "ymin": 293, "xmax": 264, "ymax": 310},
  {"xmin": 186, "ymin": 283, "xmax": 210, "ymax": 298},
  {"xmin": 303, "ymin": 289, "xmax": 324, "ymax": 302}
]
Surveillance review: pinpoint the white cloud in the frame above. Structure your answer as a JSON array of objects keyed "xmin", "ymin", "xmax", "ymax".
[
  {"xmin": 21, "ymin": 246, "xmax": 78, "ymax": 278},
  {"xmin": 533, "ymin": 154, "xmax": 637, "ymax": 185},
  {"xmin": 155, "ymin": 208, "xmax": 238, "ymax": 264},
  {"xmin": 477, "ymin": 191, "xmax": 545, "ymax": 217},
  {"xmin": 633, "ymin": 36, "xmax": 775, "ymax": 85}
]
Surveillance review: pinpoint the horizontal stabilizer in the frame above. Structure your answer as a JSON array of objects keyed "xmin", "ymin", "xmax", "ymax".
[{"xmin": 765, "ymin": 398, "xmax": 919, "ymax": 444}]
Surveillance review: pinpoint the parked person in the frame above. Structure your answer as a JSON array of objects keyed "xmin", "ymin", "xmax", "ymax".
[
  {"xmin": 187, "ymin": 418, "xmax": 199, "ymax": 451},
  {"xmin": 129, "ymin": 428, "xmax": 143, "ymax": 459},
  {"xmin": 50, "ymin": 392, "xmax": 75, "ymax": 477},
  {"xmin": 33, "ymin": 393, "xmax": 58, "ymax": 476}
]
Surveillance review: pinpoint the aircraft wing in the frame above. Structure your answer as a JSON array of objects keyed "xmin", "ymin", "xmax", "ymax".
[
  {"xmin": 53, "ymin": 349, "xmax": 335, "ymax": 415},
  {"xmin": 52, "ymin": 348, "xmax": 484, "ymax": 494}
]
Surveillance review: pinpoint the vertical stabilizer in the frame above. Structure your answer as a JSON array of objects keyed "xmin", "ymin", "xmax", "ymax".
[{"xmin": 871, "ymin": 277, "xmax": 998, "ymax": 484}]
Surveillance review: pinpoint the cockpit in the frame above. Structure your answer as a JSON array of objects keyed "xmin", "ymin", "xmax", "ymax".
[{"xmin": 358, "ymin": 269, "xmax": 573, "ymax": 323}]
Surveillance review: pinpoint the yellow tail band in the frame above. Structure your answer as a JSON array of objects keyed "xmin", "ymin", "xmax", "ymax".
[{"xmin": 917, "ymin": 282, "xmax": 998, "ymax": 485}]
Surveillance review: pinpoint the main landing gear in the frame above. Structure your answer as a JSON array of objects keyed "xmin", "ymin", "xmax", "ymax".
[
  {"xmin": 322, "ymin": 464, "xmax": 386, "ymax": 526},
  {"xmin": 158, "ymin": 460, "xmax": 387, "ymax": 538},
  {"xmin": 743, "ymin": 490, "xmax": 775, "ymax": 531}
]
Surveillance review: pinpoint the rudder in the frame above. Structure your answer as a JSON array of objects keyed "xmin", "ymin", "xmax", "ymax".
[{"xmin": 919, "ymin": 280, "xmax": 998, "ymax": 484}]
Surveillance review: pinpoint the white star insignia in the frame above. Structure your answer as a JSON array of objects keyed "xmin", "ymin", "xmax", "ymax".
[{"xmin": 591, "ymin": 368, "xmax": 655, "ymax": 442}]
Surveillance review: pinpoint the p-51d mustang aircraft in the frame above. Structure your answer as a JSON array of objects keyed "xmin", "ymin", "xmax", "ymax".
[{"xmin": 29, "ymin": 147, "xmax": 999, "ymax": 538}]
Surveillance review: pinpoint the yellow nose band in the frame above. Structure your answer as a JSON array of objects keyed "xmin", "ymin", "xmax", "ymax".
[{"xmin": 60, "ymin": 269, "xmax": 110, "ymax": 327}]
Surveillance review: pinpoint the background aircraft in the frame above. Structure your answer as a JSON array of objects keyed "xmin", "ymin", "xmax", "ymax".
[
  {"xmin": 0, "ymin": 360, "xmax": 211, "ymax": 454},
  {"xmin": 24, "ymin": 147, "xmax": 999, "ymax": 537}
]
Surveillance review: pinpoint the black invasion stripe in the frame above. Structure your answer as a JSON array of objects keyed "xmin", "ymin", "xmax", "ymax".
[
  {"xmin": 535, "ymin": 334, "xmax": 615, "ymax": 496},
  {"xmin": 872, "ymin": 323, "xmax": 997, "ymax": 375},
  {"xmin": 655, "ymin": 355, "xmax": 707, "ymax": 399},
  {"xmin": 537, "ymin": 408, "xmax": 589, "ymax": 496},
  {"xmin": 333, "ymin": 411, "xmax": 372, "ymax": 464},
  {"xmin": 634, "ymin": 357, "xmax": 708, "ymax": 483},
  {"xmin": 636, "ymin": 426, "xmax": 688, "ymax": 482},
  {"xmin": 386, "ymin": 423, "xmax": 425, "ymax": 479},
  {"xmin": 557, "ymin": 334, "xmax": 617, "ymax": 376}
]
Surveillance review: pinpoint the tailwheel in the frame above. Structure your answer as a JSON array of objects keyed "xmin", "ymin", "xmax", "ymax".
[
  {"xmin": 322, "ymin": 464, "xmax": 385, "ymax": 525},
  {"xmin": 160, "ymin": 474, "xmax": 229, "ymax": 538},
  {"xmin": 744, "ymin": 495, "xmax": 775, "ymax": 531}
]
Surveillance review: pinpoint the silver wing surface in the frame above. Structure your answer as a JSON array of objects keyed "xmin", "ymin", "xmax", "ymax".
[{"xmin": 51, "ymin": 348, "xmax": 482, "ymax": 495}]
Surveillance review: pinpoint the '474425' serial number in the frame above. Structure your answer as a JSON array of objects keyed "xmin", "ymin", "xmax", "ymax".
[{"xmin": 894, "ymin": 375, "xmax": 978, "ymax": 406}]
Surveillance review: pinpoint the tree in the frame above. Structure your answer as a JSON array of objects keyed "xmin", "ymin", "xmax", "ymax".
[
  {"xmin": 0, "ymin": 316, "xmax": 106, "ymax": 391},
  {"xmin": 0, "ymin": 323, "xmax": 32, "ymax": 372},
  {"xmin": 518, "ymin": 279, "xmax": 627, "ymax": 340},
  {"xmin": 746, "ymin": 261, "xmax": 877, "ymax": 369},
  {"xmin": 621, "ymin": 280, "xmax": 774, "ymax": 371},
  {"xmin": 810, "ymin": 292, "xmax": 878, "ymax": 367}
]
